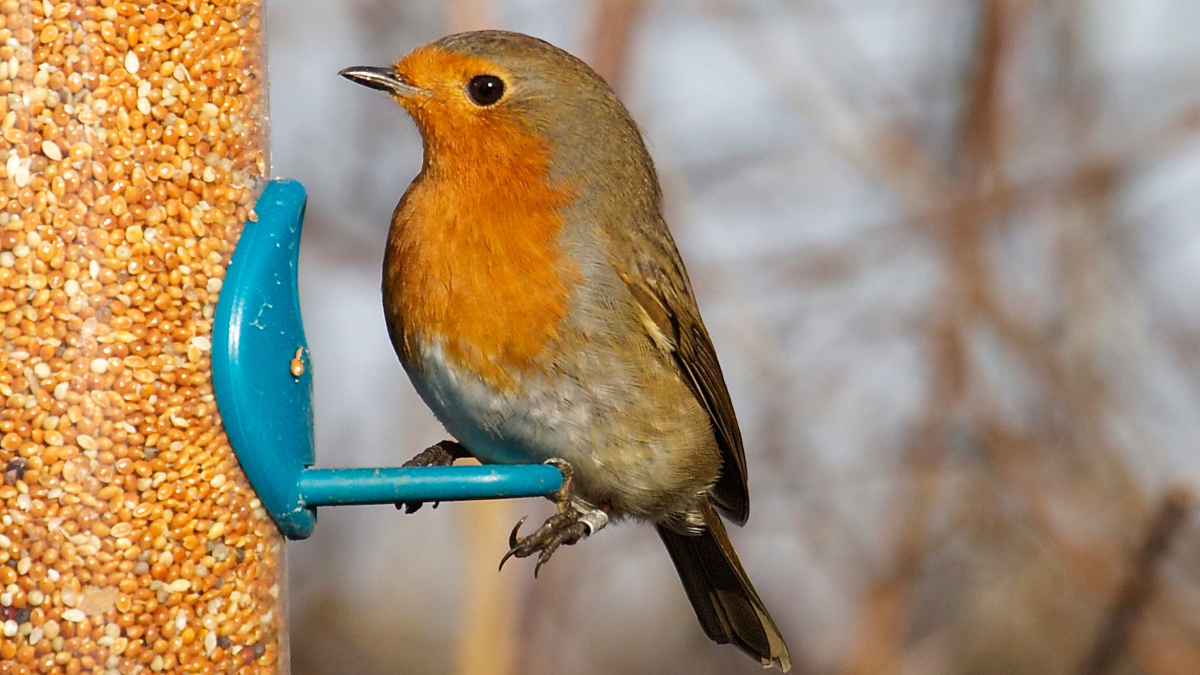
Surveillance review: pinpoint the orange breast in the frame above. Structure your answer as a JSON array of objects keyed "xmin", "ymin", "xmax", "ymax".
[{"xmin": 384, "ymin": 97, "xmax": 577, "ymax": 391}]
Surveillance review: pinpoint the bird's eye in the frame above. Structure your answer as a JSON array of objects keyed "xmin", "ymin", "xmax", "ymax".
[{"xmin": 466, "ymin": 75, "xmax": 505, "ymax": 106}]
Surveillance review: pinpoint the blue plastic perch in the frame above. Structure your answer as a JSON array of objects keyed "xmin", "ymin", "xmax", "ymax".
[{"xmin": 212, "ymin": 180, "xmax": 563, "ymax": 540}]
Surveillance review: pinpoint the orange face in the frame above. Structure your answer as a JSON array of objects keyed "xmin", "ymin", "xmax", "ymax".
[{"xmin": 389, "ymin": 47, "xmax": 515, "ymax": 143}]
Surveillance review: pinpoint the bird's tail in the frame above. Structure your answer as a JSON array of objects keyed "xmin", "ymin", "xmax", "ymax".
[{"xmin": 656, "ymin": 500, "xmax": 791, "ymax": 671}]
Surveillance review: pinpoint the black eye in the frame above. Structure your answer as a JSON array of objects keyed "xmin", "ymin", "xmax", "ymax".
[{"xmin": 467, "ymin": 75, "xmax": 505, "ymax": 106}]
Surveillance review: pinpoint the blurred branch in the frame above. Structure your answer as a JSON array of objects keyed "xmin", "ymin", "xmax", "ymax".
[
  {"xmin": 974, "ymin": 420, "xmax": 1127, "ymax": 595},
  {"xmin": 722, "ymin": 10, "xmax": 947, "ymax": 207},
  {"xmin": 446, "ymin": 0, "xmax": 498, "ymax": 33},
  {"xmin": 587, "ymin": 0, "xmax": 646, "ymax": 91},
  {"xmin": 1079, "ymin": 485, "xmax": 1194, "ymax": 675},
  {"xmin": 837, "ymin": 420, "xmax": 947, "ymax": 675},
  {"xmin": 1131, "ymin": 601, "xmax": 1200, "ymax": 675},
  {"xmin": 455, "ymin": 498, "xmax": 521, "ymax": 675},
  {"xmin": 836, "ymin": 1, "xmax": 1015, "ymax": 668}
]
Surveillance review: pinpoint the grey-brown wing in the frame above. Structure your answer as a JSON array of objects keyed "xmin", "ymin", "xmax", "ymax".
[{"xmin": 621, "ymin": 272, "xmax": 750, "ymax": 525}]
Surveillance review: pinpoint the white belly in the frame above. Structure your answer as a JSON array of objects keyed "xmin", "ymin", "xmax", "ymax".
[{"xmin": 403, "ymin": 340, "xmax": 596, "ymax": 467}]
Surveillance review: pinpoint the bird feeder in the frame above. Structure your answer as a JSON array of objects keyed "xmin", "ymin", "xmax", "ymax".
[
  {"xmin": 211, "ymin": 178, "xmax": 563, "ymax": 540},
  {"xmin": 0, "ymin": 1, "xmax": 559, "ymax": 673}
]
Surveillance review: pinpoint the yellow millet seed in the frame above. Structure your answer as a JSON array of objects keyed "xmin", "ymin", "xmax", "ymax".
[{"xmin": 0, "ymin": 0, "xmax": 283, "ymax": 674}]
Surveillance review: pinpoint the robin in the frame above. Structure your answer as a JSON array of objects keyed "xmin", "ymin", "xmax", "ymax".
[{"xmin": 340, "ymin": 30, "xmax": 791, "ymax": 670}]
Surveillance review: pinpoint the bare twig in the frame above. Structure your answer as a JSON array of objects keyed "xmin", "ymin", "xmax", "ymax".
[
  {"xmin": 587, "ymin": 0, "xmax": 645, "ymax": 91},
  {"xmin": 446, "ymin": 0, "xmax": 498, "ymax": 33},
  {"xmin": 1079, "ymin": 485, "xmax": 1194, "ymax": 675},
  {"xmin": 454, "ymin": 496, "xmax": 522, "ymax": 675}
]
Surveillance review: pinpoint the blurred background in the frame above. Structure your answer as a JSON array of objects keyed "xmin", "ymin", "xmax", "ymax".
[{"xmin": 264, "ymin": 1, "xmax": 1200, "ymax": 674}]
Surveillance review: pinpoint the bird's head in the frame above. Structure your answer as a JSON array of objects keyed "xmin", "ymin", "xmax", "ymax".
[{"xmin": 340, "ymin": 30, "xmax": 661, "ymax": 216}]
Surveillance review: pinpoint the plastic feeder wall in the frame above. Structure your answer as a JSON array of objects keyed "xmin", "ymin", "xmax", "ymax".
[{"xmin": 0, "ymin": 1, "xmax": 284, "ymax": 673}]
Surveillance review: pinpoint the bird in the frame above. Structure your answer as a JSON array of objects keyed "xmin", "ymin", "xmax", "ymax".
[{"xmin": 340, "ymin": 30, "xmax": 791, "ymax": 671}]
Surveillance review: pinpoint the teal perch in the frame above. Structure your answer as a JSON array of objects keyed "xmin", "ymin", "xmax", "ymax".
[{"xmin": 212, "ymin": 179, "xmax": 563, "ymax": 540}]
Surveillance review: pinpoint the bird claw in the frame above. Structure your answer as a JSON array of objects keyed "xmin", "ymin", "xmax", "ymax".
[
  {"xmin": 396, "ymin": 440, "xmax": 469, "ymax": 513},
  {"xmin": 497, "ymin": 458, "xmax": 608, "ymax": 577},
  {"xmin": 498, "ymin": 509, "xmax": 591, "ymax": 577},
  {"xmin": 507, "ymin": 515, "xmax": 528, "ymax": 550}
]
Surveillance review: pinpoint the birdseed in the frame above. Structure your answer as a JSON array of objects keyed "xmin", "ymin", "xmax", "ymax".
[{"xmin": 0, "ymin": 0, "xmax": 283, "ymax": 673}]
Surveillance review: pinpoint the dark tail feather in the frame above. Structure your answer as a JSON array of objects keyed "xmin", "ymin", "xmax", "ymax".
[{"xmin": 657, "ymin": 501, "xmax": 791, "ymax": 671}]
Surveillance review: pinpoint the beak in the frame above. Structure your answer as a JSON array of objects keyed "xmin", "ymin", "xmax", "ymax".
[{"xmin": 338, "ymin": 66, "xmax": 426, "ymax": 98}]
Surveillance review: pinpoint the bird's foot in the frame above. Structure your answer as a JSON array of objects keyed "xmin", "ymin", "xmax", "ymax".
[
  {"xmin": 396, "ymin": 440, "xmax": 470, "ymax": 513},
  {"xmin": 498, "ymin": 459, "xmax": 609, "ymax": 577}
]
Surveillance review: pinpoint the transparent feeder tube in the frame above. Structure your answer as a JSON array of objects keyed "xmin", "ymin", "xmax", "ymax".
[{"xmin": 0, "ymin": 0, "xmax": 286, "ymax": 673}]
